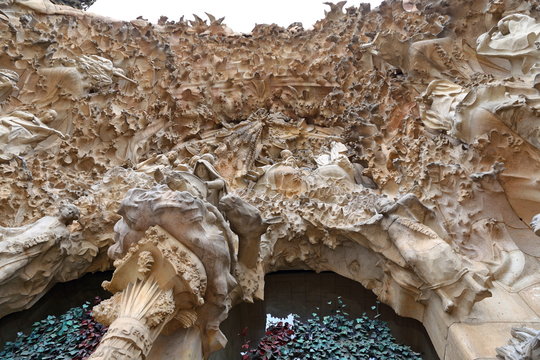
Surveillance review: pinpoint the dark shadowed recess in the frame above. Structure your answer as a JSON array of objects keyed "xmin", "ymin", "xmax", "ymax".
[
  {"xmin": 0, "ymin": 270, "xmax": 439, "ymax": 359},
  {"xmin": 0, "ymin": 271, "xmax": 112, "ymax": 347},
  {"xmin": 211, "ymin": 271, "xmax": 439, "ymax": 360}
]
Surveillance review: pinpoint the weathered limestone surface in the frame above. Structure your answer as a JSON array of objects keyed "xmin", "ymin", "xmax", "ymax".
[{"xmin": 1, "ymin": 0, "xmax": 540, "ymax": 359}]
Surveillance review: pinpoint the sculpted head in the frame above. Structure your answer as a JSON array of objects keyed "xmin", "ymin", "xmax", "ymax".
[
  {"xmin": 218, "ymin": 193, "xmax": 240, "ymax": 213},
  {"xmin": 108, "ymin": 186, "xmax": 175, "ymax": 259},
  {"xmin": 109, "ymin": 217, "xmax": 144, "ymax": 259},
  {"xmin": 58, "ymin": 203, "xmax": 80, "ymax": 225},
  {"xmin": 41, "ymin": 110, "xmax": 57, "ymax": 124}
]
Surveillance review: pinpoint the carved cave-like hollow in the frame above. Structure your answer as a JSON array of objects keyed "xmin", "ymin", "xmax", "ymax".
[
  {"xmin": 211, "ymin": 271, "xmax": 439, "ymax": 360},
  {"xmin": 0, "ymin": 271, "xmax": 112, "ymax": 346},
  {"xmin": 0, "ymin": 270, "xmax": 438, "ymax": 359}
]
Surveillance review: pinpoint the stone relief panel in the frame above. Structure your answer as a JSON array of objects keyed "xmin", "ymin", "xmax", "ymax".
[
  {"xmin": 0, "ymin": 203, "xmax": 93, "ymax": 317},
  {"xmin": 0, "ymin": 0, "xmax": 540, "ymax": 359}
]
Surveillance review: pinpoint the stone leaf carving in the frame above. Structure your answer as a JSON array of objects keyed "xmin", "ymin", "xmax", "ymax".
[
  {"xmin": 1, "ymin": 0, "xmax": 540, "ymax": 359},
  {"xmin": 420, "ymin": 79, "xmax": 540, "ymax": 148},
  {"xmin": 90, "ymin": 278, "xmax": 175, "ymax": 360}
]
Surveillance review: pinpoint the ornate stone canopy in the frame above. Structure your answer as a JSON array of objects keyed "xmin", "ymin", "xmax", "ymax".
[{"xmin": 1, "ymin": 0, "xmax": 540, "ymax": 359}]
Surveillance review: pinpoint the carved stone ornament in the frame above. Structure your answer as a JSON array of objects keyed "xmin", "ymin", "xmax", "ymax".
[
  {"xmin": 1, "ymin": 0, "xmax": 540, "ymax": 359},
  {"xmin": 496, "ymin": 327, "xmax": 540, "ymax": 360}
]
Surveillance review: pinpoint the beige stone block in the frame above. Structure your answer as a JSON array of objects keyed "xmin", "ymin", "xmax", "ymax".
[
  {"xmin": 445, "ymin": 322, "xmax": 540, "ymax": 360},
  {"xmin": 419, "ymin": 282, "xmax": 540, "ymax": 360},
  {"xmin": 465, "ymin": 283, "xmax": 540, "ymax": 323},
  {"xmin": 422, "ymin": 297, "xmax": 454, "ymax": 359},
  {"xmin": 519, "ymin": 282, "xmax": 540, "ymax": 316}
]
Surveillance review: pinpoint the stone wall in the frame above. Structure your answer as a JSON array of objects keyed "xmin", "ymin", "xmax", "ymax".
[{"xmin": 1, "ymin": 0, "xmax": 540, "ymax": 358}]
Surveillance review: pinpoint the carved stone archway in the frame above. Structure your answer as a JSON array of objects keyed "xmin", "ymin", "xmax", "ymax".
[{"xmin": 1, "ymin": 1, "xmax": 540, "ymax": 359}]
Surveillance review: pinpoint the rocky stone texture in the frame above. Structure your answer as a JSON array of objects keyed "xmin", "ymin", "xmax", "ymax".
[{"xmin": 1, "ymin": 0, "xmax": 540, "ymax": 359}]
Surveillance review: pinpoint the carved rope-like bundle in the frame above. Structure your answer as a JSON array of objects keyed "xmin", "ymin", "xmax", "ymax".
[{"xmin": 89, "ymin": 279, "xmax": 172, "ymax": 360}]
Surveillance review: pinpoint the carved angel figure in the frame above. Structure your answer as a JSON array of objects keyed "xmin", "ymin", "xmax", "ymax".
[
  {"xmin": 38, "ymin": 55, "xmax": 135, "ymax": 101},
  {"xmin": 0, "ymin": 109, "xmax": 65, "ymax": 157},
  {"xmin": 192, "ymin": 154, "xmax": 228, "ymax": 206},
  {"xmin": 77, "ymin": 55, "xmax": 136, "ymax": 87}
]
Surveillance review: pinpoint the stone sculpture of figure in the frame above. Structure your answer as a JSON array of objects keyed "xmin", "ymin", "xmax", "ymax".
[
  {"xmin": 352, "ymin": 163, "xmax": 378, "ymax": 189},
  {"xmin": 101, "ymin": 160, "xmax": 271, "ymax": 358},
  {"xmin": 136, "ymin": 153, "xmax": 174, "ymax": 174},
  {"xmin": 77, "ymin": 55, "xmax": 135, "ymax": 85},
  {"xmin": 193, "ymin": 154, "xmax": 228, "ymax": 206},
  {"xmin": 314, "ymin": 142, "xmax": 356, "ymax": 185},
  {"xmin": 0, "ymin": 204, "xmax": 82, "ymax": 317},
  {"xmin": 0, "ymin": 69, "xmax": 19, "ymax": 104},
  {"xmin": 254, "ymin": 149, "xmax": 307, "ymax": 197},
  {"xmin": 496, "ymin": 327, "xmax": 540, "ymax": 360},
  {"xmin": 152, "ymin": 153, "xmax": 227, "ymax": 206},
  {"xmin": 108, "ymin": 185, "xmax": 238, "ymax": 355},
  {"xmin": 477, "ymin": 14, "xmax": 540, "ymax": 78},
  {"xmin": 419, "ymin": 79, "xmax": 540, "ymax": 148},
  {"xmin": 135, "ymin": 151, "xmax": 190, "ymax": 175},
  {"xmin": 381, "ymin": 194, "xmax": 491, "ymax": 313},
  {"xmin": 38, "ymin": 55, "xmax": 135, "ymax": 101},
  {"xmin": 153, "ymin": 156, "xmax": 268, "ymax": 297},
  {"xmin": 0, "ymin": 109, "xmax": 65, "ymax": 157}
]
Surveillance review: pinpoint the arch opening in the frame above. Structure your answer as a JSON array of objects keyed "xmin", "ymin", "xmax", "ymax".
[{"xmin": 211, "ymin": 270, "xmax": 439, "ymax": 360}]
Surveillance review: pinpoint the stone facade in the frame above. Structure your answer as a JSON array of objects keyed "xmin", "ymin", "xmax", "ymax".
[{"xmin": 0, "ymin": 0, "xmax": 540, "ymax": 359}]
